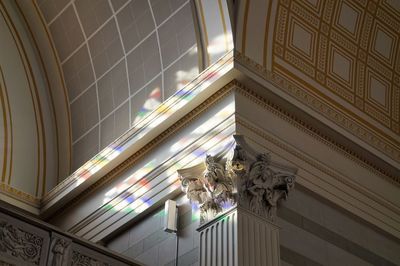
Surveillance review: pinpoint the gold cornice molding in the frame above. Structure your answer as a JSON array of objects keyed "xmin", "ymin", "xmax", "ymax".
[
  {"xmin": 0, "ymin": 183, "xmax": 40, "ymax": 207},
  {"xmin": 0, "ymin": 67, "xmax": 12, "ymax": 185},
  {"xmin": 45, "ymin": 79, "xmax": 400, "ymax": 222},
  {"xmin": 234, "ymin": 50, "xmax": 400, "ymax": 166},
  {"xmin": 15, "ymin": 1, "xmax": 63, "ymax": 185},
  {"xmin": 236, "ymin": 119, "xmax": 400, "ymax": 236},
  {"xmin": 0, "ymin": 1, "xmax": 48, "ymax": 197},
  {"xmin": 45, "ymin": 80, "xmax": 236, "ymax": 219},
  {"xmin": 234, "ymin": 82, "xmax": 399, "ymax": 186}
]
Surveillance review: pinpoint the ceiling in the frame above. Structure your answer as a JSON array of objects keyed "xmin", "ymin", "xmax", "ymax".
[
  {"xmin": 37, "ymin": 0, "xmax": 201, "ymax": 172},
  {"xmin": 235, "ymin": 0, "xmax": 400, "ymax": 167}
]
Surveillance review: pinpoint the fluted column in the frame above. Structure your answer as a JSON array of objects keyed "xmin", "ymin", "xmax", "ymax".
[{"xmin": 178, "ymin": 135, "xmax": 297, "ymax": 266}]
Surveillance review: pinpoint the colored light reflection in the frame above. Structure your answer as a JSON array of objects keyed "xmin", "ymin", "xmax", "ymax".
[
  {"xmin": 191, "ymin": 203, "xmax": 201, "ymax": 222},
  {"xmin": 103, "ymin": 161, "xmax": 155, "ymax": 205},
  {"xmin": 75, "ymin": 145, "xmax": 122, "ymax": 186},
  {"xmin": 132, "ymin": 52, "xmax": 233, "ymax": 134},
  {"xmin": 101, "ymin": 117, "xmax": 234, "ymax": 216},
  {"xmin": 63, "ymin": 50, "xmax": 230, "ymax": 222},
  {"xmin": 133, "ymin": 88, "xmax": 161, "ymax": 125},
  {"xmin": 63, "ymin": 33, "xmax": 233, "ymax": 202}
]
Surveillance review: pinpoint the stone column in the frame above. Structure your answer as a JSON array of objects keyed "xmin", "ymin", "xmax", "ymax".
[{"xmin": 178, "ymin": 135, "xmax": 297, "ymax": 266}]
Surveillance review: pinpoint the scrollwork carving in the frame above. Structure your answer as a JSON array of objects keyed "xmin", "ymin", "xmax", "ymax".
[
  {"xmin": 0, "ymin": 220, "xmax": 43, "ymax": 265},
  {"xmin": 71, "ymin": 250, "xmax": 110, "ymax": 266},
  {"xmin": 236, "ymin": 147, "xmax": 295, "ymax": 221},
  {"xmin": 179, "ymin": 136, "xmax": 296, "ymax": 223},
  {"xmin": 180, "ymin": 155, "xmax": 235, "ymax": 223}
]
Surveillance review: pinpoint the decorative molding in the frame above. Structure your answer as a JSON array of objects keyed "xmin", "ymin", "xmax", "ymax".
[
  {"xmin": 0, "ymin": 207, "xmax": 139, "ymax": 265},
  {"xmin": 0, "ymin": 260, "xmax": 14, "ymax": 266},
  {"xmin": 179, "ymin": 135, "xmax": 297, "ymax": 223},
  {"xmin": 232, "ymin": 74, "xmax": 400, "ymax": 186},
  {"xmin": 49, "ymin": 235, "xmax": 70, "ymax": 266},
  {"xmin": 15, "ymin": 0, "xmax": 73, "ymax": 184},
  {"xmin": 0, "ymin": 1, "xmax": 48, "ymax": 198},
  {"xmin": 46, "ymin": 77, "xmax": 236, "ymax": 220},
  {"xmin": 50, "ymin": 79, "xmax": 400, "ymax": 239},
  {"xmin": 71, "ymin": 250, "xmax": 110, "ymax": 266},
  {"xmin": 41, "ymin": 51, "xmax": 234, "ymax": 208},
  {"xmin": 180, "ymin": 155, "xmax": 235, "ymax": 223},
  {"xmin": 235, "ymin": 50, "xmax": 400, "ymax": 165},
  {"xmin": 0, "ymin": 220, "xmax": 43, "ymax": 265},
  {"xmin": 0, "ymin": 183, "xmax": 40, "ymax": 207},
  {"xmin": 234, "ymin": 144, "xmax": 295, "ymax": 221}
]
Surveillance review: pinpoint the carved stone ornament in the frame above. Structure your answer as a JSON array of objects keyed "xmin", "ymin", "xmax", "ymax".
[
  {"xmin": 179, "ymin": 155, "xmax": 236, "ymax": 223},
  {"xmin": 0, "ymin": 220, "xmax": 43, "ymax": 265},
  {"xmin": 71, "ymin": 250, "xmax": 110, "ymax": 266},
  {"xmin": 178, "ymin": 135, "xmax": 297, "ymax": 223},
  {"xmin": 0, "ymin": 260, "xmax": 14, "ymax": 266},
  {"xmin": 50, "ymin": 237, "xmax": 70, "ymax": 266}
]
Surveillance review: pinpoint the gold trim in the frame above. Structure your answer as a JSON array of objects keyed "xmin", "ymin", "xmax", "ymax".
[
  {"xmin": 46, "ymin": 79, "xmax": 400, "ymax": 221},
  {"xmin": 0, "ymin": 1, "xmax": 46, "ymax": 195},
  {"xmin": 233, "ymin": 81, "xmax": 399, "ymax": 185},
  {"xmin": 32, "ymin": 0, "xmax": 72, "ymax": 176},
  {"xmin": 241, "ymin": 0, "xmax": 250, "ymax": 53},
  {"xmin": 41, "ymin": 52, "xmax": 234, "ymax": 203},
  {"xmin": 15, "ymin": 1, "xmax": 60, "ymax": 190},
  {"xmin": 197, "ymin": 0, "xmax": 210, "ymax": 66},
  {"xmin": 0, "ymin": 68, "xmax": 7, "ymax": 182},
  {"xmin": 190, "ymin": 0, "xmax": 206, "ymax": 71},
  {"xmin": 237, "ymin": 121, "xmax": 400, "ymax": 232},
  {"xmin": 0, "ymin": 182, "xmax": 40, "ymax": 207},
  {"xmin": 236, "ymin": 51, "xmax": 400, "ymax": 163},
  {"xmin": 47, "ymin": 80, "xmax": 235, "ymax": 219},
  {"xmin": 0, "ymin": 67, "xmax": 12, "ymax": 184},
  {"xmin": 273, "ymin": 63, "xmax": 399, "ymax": 154},
  {"xmin": 263, "ymin": 0, "xmax": 273, "ymax": 67},
  {"xmin": 2, "ymin": 69, "xmax": 12, "ymax": 185},
  {"xmin": 217, "ymin": 0, "xmax": 229, "ymax": 52}
]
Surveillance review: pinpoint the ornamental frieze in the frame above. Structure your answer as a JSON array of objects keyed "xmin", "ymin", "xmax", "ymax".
[{"xmin": 0, "ymin": 220, "xmax": 43, "ymax": 265}]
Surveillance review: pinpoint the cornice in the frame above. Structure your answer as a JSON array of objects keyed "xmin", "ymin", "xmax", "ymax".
[
  {"xmin": 46, "ymin": 80, "xmax": 236, "ymax": 220},
  {"xmin": 234, "ymin": 50, "xmax": 400, "ymax": 167},
  {"xmin": 0, "ymin": 183, "xmax": 40, "ymax": 208},
  {"xmin": 233, "ymin": 83, "xmax": 400, "ymax": 187},
  {"xmin": 41, "ymin": 51, "xmax": 234, "ymax": 207},
  {"xmin": 47, "ymin": 79, "xmax": 400, "ymax": 222},
  {"xmin": 236, "ymin": 118, "xmax": 400, "ymax": 219}
]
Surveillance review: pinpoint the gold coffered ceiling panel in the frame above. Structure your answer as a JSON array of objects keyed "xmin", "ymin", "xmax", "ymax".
[{"xmin": 237, "ymin": 0, "xmax": 400, "ymax": 165}]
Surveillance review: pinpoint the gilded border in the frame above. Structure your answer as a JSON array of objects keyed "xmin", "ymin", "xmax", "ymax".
[
  {"xmin": 43, "ymin": 80, "xmax": 235, "ymax": 218},
  {"xmin": 235, "ymin": 50, "xmax": 400, "ymax": 164},
  {"xmin": 0, "ymin": 1, "xmax": 46, "ymax": 195},
  {"xmin": 45, "ymin": 79, "xmax": 400, "ymax": 221},
  {"xmin": 233, "ymin": 80, "xmax": 399, "ymax": 185}
]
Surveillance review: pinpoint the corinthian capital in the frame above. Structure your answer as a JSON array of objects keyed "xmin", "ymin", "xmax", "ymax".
[{"xmin": 178, "ymin": 135, "xmax": 297, "ymax": 224}]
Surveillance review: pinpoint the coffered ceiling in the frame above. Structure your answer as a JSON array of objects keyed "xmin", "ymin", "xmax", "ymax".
[{"xmin": 236, "ymin": 0, "xmax": 400, "ymax": 166}]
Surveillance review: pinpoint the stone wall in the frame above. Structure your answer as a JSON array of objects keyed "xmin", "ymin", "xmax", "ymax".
[{"xmin": 107, "ymin": 186, "xmax": 400, "ymax": 266}]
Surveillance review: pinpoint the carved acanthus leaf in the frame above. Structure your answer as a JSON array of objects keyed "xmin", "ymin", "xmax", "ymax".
[
  {"xmin": 236, "ymin": 147, "xmax": 295, "ymax": 221},
  {"xmin": 179, "ymin": 155, "xmax": 235, "ymax": 223},
  {"xmin": 179, "ymin": 135, "xmax": 297, "ymax": 223}
]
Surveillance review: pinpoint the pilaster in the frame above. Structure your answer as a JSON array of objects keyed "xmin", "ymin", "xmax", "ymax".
[{"xmin": 178, "ymin": 135, "xmax": 297, "ymax": 265}]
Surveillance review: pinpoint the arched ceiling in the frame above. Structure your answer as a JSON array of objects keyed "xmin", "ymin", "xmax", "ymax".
[
  {"xmin": 36, "ymin": 0, "xmax": 202, "ymax": 172},
  {"xmin": 0, "ymin": 0, "xmax": 70, "ymax": 205},
  {"xmin": 235, "ymin": 0, "xmax": 400, "ymax": 167}
]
